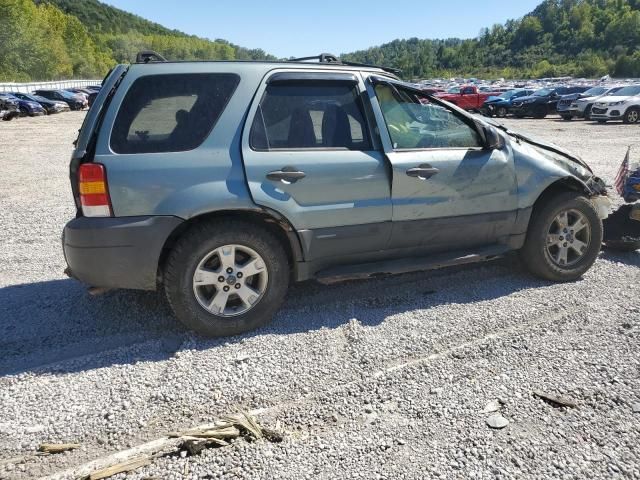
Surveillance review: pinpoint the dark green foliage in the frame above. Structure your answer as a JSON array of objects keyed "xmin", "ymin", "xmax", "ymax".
[
  {"xmin": 1, "ymin": 0, "xmax": 275, "ymax": 81},
  {"xmin": 343, "ymin": 0, "xmax": 640, "ymax": 79}
]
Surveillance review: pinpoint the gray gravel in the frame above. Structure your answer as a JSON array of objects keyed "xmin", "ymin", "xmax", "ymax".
[{"xmin": 0, "ymin": 113, "xmax": 639, "ymax": 479}]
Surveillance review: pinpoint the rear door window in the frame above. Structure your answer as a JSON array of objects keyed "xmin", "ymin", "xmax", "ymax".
[
  {"xmin": 249, "ymin": 82, "xmax": 371, "ymax": 151},
  {"xmin": 110, "ymin": 73, "xmax": 239, "ymax": 154}
]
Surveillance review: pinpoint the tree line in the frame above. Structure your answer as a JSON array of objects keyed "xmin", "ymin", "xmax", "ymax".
[
  {"xmin": 342, "ymin": 0, "xmax": 640, "ymax": 79},
  {"xmin": 1, "ymin": 0, "xmax": 639, "ymax": 82},
  {"xmin": 0, "ymin": 0, "xmax": 274, "ymax": 82}
]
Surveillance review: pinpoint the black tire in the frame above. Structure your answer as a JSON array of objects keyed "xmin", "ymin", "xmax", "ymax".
[
  {"xmin": 519, "ymin": 192, "xmax": 602, "ymax": 282},
  {"xmin": 164, "ymin": 220, "xmax": 290, "ymax": 337},
  {"xmin": 561, "ymin": 115, "xmax": 572, "ymax": 121},
  {"xmin": 584, "ymin": 105, "xmax": 592, "ymax": 121},
  {"xmin": 533, "ymin": 105, "xmax": 547, "ymax": 119},
  {"xmin": 623, "ymin": 107, "xmax": 639, "ymax": 124},
  {"xmin": 496, "ymin": 106, "xmax": 508, "ymax": 118}
]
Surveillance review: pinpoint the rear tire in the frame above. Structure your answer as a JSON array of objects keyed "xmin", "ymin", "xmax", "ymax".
[
  {"xmin": 623, "ymin": 107, "xmax": 639, "ymax": 124},
  {"xmin": 519, "ymin": 192, "xmax": 602, "ymax": 282},
  {"xmin": 561, "ymin": 115, "xmax": 572, "ymax": 121},
  {"xmin": 164, "ymin": 220, "xmax": 290, "ymax": 337},
  {"xmin": 496, "ymin": 106, "xmax": 508, "ymax": 118},
  {"xmin": 584, "ymin": 105, "xmax": 592, "ymax": 120}
]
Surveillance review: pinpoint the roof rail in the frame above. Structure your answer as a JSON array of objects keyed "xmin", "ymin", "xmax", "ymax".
[
  {"xmin": 287, "ymin": 53, "xmax": 402, "ymax": 76},
  {"xmin": 135, "ymin": 50, "xmax": 167, "ymax": 64}
]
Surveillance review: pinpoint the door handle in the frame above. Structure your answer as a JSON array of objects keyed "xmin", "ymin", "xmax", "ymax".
[
  {"xmin": 266, "ymin": 167, "xmax": 306, "ymax": 184},
  {"xmin": 406, "ymin": 164, "xmax": 440, "ymax": 179}
]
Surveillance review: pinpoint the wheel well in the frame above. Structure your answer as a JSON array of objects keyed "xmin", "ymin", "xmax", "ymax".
[
  {"xmin": 532, "ymin": 177, "xmax": 589, "ymax": 213},
  {"xmin": 156, "ymin": 210, "xmax": 302, "ymax": 285}
]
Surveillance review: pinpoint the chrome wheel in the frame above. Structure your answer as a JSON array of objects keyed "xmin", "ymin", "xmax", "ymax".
[
  {"xmin": 545, "ymin": 209, "xmax": 591, "ymax": 267},
  {"xmin": 192, "ymin": 244, "xmax": 268, "ymax": 317}
]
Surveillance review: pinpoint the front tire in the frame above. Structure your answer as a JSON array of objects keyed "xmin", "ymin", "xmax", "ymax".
[
  {"xmin": 520, "ymin": 192, "xmax": 602, "ymax": 282},
  {"xmin": 561, "ymin": 115, "xmax": 572, "ymax": 121},
  {"xmin": 623, "ymin": 107, "xmax": 639, "ymax": 124},
  {"xmin": 584, "ymin": 105, "xmax": 593, "ymax": 120},
  {"xmin": 164, "ymin": 220, "xmax": 290, "ymax": 337},
  {"xmin": 496, "ymin": 106, "xmax": 508, "ymax": 118}
]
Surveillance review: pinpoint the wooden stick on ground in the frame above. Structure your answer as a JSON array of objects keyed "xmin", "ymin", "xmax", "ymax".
[
  {"xmin": 38, "ymin": 444, "xmax": 80, "ymax": 454},
  {"xmin": 87, "ymin": 456, "xmax": 151, "ymax": 480},
  {"xmin": 533, "ymin": 390, "xmax": 578, "ymax": 408}
]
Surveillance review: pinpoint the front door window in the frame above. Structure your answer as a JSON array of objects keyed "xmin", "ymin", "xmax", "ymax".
[{"xmin": 374, "ymin": 84, "xmax": 482, "ymax": 150}]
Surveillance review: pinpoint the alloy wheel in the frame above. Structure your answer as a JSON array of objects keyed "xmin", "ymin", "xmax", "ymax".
[
  {"xmin": 545, "ymin": 209, "xmax": 592, "ymax": 267},
  {"xmin": 192, "ymin": 244, "xmax": 269, "ymax": 317}
]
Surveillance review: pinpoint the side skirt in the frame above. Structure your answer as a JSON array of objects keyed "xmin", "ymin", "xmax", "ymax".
[{"xmin": 314, "ymin": 244, "xmax": 511, "ymax": 285}]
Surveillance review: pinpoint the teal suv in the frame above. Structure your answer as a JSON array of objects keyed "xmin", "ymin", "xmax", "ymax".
[{"xmin": 63, "ymin": 53, "xmax": 611, "ymax": 336}]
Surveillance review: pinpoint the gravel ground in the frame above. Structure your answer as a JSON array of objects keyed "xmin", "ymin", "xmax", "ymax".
[{"xmin": 0, "ymin": 112, "xmax": 639, "ymax": 480}]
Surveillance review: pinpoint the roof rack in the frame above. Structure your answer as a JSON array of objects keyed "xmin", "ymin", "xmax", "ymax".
[
  {"xmin": 288, "ymin": 53, "xmax": 402, "ymax": 76},
  {"xmin": 135, "ymin": 50, "xmax": 167, "ymax": 63},
  {"xmin": 131, "ymin": 50, "xmax": 402, "ymax": 76}
]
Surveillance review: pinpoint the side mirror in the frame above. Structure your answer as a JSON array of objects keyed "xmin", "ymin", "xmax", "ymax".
[{"xmin": 482, "ymin": 125, "xmax": 505, "ymax": 150}]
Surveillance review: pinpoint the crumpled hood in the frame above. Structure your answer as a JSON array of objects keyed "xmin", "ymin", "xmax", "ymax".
[{"xmin": 478, "ymin": 115, "xmax": 594, "ymax": 177}]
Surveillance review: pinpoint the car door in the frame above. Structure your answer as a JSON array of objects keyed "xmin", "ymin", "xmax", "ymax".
[
  {"xmin": 367, "ymin": 77, "xmax": 518, "ymax": 253},
  {"xmin": 241, "ymin": 71, "xmax": 392, "ymax": 261}
]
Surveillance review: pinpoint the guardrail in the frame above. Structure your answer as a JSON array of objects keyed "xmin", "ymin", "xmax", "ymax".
[{"xmin": 0, "ymin": 79, "xmax": 100, "ymax": 93}]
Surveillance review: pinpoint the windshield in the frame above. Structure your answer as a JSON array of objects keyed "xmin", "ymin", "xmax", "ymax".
[
  {"xmin": 58, "ymin": 90, "xmax": 78, "ymax": 99},
  {"xmin": 613, "ymin": 85, "xmax": 640, "ymax": 97},
  {"xmin": 583, "ymin": 87, "xmax": 606, "ymax": 96},
  {"xmin": 447, "ymin": 86, "xmax": 460, "ymax": 93},
  {"xmin": 533, "ymin": 88, "xmax": 553, "ymax": 96},
  {"xmin": 498, "ymin": 90, "xmax": 518, "ymax": 99}
]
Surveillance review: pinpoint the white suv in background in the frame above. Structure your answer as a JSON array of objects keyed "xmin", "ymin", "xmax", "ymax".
[{"xmin": 590, "ymin": 84, "xmax": 640, "ymax": 123}]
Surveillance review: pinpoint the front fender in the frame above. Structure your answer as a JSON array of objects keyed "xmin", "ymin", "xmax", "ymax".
[{"xmin": 510, "ymin": 137, "xmax": 597, "ymax": 210}]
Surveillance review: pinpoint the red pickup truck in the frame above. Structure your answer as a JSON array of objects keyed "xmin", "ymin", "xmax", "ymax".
[{"xmin": 436, "ymin": 85, "xmax": 499, "ymax": 110}]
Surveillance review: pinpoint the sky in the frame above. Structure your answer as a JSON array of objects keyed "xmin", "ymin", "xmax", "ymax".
[{"xmin": 103, "ymin": 0, "xmax": 543, "ymax": 58}]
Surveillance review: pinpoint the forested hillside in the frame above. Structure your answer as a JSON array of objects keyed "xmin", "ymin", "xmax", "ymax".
[
  {"xmin": 0, "ymin": 0, "xmax": 274, "ymax": 82},
  {"xmin": 343, "ymin": 0, "xmax": 640, "ymax": 79},
  {"xmin": 1, "ymin": 0, "xmax": 639, "ymax": 82}
]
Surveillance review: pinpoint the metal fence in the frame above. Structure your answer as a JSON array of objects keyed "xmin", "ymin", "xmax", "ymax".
[{"xmin": 0, "ymin": 79, "xmax": 100, "ymax": 93}]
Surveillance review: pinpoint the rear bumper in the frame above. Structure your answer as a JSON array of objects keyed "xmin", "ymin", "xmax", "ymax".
[{"xmin": 63, "ymin": 216, "xmax": 183, "ymax": 290}]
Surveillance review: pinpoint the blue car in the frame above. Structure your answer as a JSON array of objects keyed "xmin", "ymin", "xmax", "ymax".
[
  {"xmin": 482, "ymin": 89, "xmax": 535, "ymax": 118},
  {"xmin": 0, "ymin": 93, "xmax": 46, "ymax": 117}
]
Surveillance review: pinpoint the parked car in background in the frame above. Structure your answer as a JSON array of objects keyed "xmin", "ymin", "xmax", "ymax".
[
  {"xmin": 557, "ymin": 86, "xmax": 618, "ymax": 120},
  {"xmin": 419, "ymin": 86, "xmax": 445, "ymax": 95},
  {"xmin": 66, "ymin": 88, "xmax": 98, "ymax": 107},
  {"xmin": 62, "ymin": 54, "xmax": 610, "ymax": 337},
  {"xmin": 589, "ymin": 85, "xmax": 640, "ymax": 123},
  {"xmin": 436, "ymin": 85, "xmax": 500, "ymax": 110},
  {"xmin": 566, "ymin": 86, "xmax": 625, "ymax": 120},
  {"xmin": 0, "ymin": 95, "xmax": 20, "ymax": 121},
  {"xmin": 10, "ymin": 92, "xmax": 70, "ymax": 114},
  {"xmin": 0, "ymin": 92, "xmax": 45, "ymax": 117},
  {"xmin": 481, "ymin": 89, "xmax": 535, "ymax": 117},
  {"xmin": 33, "ymin": 89, "xmax": 87, "ymax": 110},
  {"xmin": 510, "ymin": 86, "xmax": 590, "ymax": 119}
]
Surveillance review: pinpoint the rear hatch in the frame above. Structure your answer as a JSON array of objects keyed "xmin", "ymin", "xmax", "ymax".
[{"xmin": 70, "ymin": 64, "xmax": 129, "ymax": 214}]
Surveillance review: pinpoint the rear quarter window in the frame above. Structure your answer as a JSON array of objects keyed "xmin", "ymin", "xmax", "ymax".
[{"xmin": 110, "ymin": 73, "xmax": 239, "ymax": 154}]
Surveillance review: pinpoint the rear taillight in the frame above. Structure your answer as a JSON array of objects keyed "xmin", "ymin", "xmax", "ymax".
[{"xmin": 78, "ymin": 163, "xmax": 112, "ymax": 217}]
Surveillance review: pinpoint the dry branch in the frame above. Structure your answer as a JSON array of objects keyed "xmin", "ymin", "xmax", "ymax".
[{"xmin": 38, "ymin": 444, "xmax": 80, "ymax": 454}]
